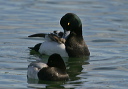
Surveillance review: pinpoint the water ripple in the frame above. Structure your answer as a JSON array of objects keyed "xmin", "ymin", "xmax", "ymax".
[{"xmin": 0, "ymin": 0, "xmax": 128, "ymax": 88}]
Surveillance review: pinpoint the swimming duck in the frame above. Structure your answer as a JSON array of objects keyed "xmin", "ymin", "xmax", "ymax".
[
  {"xmin": 28, "ymin": 30, "xmax": 70, "ymax": 57},
  {"xmin": 27, "ymin": 53, "xmax": 69, "ymax": 81},
  {"xmin": 28, "ymin": 13, "xmax": 90, "ymax": 57}
]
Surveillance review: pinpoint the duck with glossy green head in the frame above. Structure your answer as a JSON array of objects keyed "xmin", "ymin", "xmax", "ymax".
[
  {"xmin": 60, "ymin": 13, "xmax": 90, "ymax": 57},
  {"xmin": 27, "ymin": 53, "xmax": 69, "ymax": 81},
  {"xmin": 28, "ymin": 13, "xmax": 90, "ymax": 57}
]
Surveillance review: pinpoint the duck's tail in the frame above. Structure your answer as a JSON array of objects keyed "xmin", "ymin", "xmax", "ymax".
[
  {"xmin": 28, "ymin": 33, "xmax": 46, "ymax": 37},
  {"xmin": 28, "ymin": 43, "xmax": 41, "ymax": 52}
]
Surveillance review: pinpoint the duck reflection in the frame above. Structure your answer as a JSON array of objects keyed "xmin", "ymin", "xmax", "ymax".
[
  {"xmin": 27, "ymin": 79, "xmax": 66, "ymax": 88},
  {"xmin": 67, "ymin": 57, "xmax": 90, "ymax": 81}
]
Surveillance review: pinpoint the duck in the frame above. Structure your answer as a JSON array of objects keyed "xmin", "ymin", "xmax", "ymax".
[
  {"xmin": 27, "ymin": 53, "xmax": 69, "ymax": 81},
  {"xmin": 28, "ymin": 30, "xmax": 70, "ymax": 57},
  {"xmin": 28, "ymin": 13, "xmax": 90, "ymax": 57}
]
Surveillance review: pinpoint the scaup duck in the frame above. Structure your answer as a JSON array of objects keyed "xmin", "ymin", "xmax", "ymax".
[
  {"xmin": 28, "ymin": 13, "xmax": 90, "ymax": 57},
  {"xmin": 27, "ymin": 53, "xmax": 69, "ymax": 81},
  {"xmin": 28, "ymin": 30, "xmax": 70, "ymax": 57},
  {"xmin": 60, "ymin": 13, "xmax": 90, "ymax": 57}
]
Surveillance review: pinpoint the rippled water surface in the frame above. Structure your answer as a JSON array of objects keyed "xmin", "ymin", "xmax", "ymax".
[{"xmin": 0, "ymin": 0, "xmax": 128, "ymax": 89}]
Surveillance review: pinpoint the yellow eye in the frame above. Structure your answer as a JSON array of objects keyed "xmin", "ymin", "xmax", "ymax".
[{"xmin": 68, "ymin": 22, "xmax": 70, "ymax": 26}]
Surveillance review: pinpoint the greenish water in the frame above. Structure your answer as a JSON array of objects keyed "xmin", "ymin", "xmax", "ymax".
[{"xmin": 0, "ymin": 0, "xmax": 128, "ymax": 89}]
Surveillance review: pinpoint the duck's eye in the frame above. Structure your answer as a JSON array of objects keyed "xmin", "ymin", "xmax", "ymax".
[{"xmin": 68, "ymin": 22, "xmax": 70, "ymax": 26}]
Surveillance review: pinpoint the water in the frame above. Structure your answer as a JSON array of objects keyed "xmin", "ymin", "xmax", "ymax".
[{"xmin": 0, "ymin": 0, "xmax": 128, "ymax": 88}]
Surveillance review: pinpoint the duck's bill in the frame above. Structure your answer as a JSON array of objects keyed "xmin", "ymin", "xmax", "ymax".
[
  {"xmin": 62, "ymin": 30, "xmax": 70, "ymax": 39},
  {"xmin": 28, "ymin": 33, "xmax": 46, "ymax": 37}
]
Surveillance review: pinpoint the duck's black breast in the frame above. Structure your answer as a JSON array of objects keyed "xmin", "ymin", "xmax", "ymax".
[
  {"xmin": 38, "ymin": 67, "xmax": 69, "ymax": 81},
  {"xmin": 65, "ymin": 33, "xmax": 90, "ymax": 58}
]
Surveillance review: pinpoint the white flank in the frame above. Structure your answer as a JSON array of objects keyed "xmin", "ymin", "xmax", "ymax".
[
  {"xmin": 27, "ymin": 62, "xmax": 48, "ymax": 79},
  {"xmin": 39, "ymin": 41, "xmax": 68, "ymax": 57}
]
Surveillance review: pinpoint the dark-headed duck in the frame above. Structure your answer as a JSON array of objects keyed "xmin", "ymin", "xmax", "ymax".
[
  {"xmin": 28, "ymin": 13, "xmax": 90, "ymax": 57},
  {"xmin": 27, "ymin": 53, "xmax": 69, "ymax": 81}
]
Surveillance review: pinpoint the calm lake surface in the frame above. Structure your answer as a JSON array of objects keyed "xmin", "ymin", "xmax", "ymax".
[{"xmin": 0, "ymin": 0, "xmax": 128, "ymax": 89}]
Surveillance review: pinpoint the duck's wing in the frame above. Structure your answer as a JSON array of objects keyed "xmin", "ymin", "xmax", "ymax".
[
  {"xmin": 53, "ymin": 30, "xmax": 64, "ymax": 38},
  {"xmin": 28, "ymin": 43, "xmax": 41, "ymax": 52},
  {"xmin": 28, "ymin": 30, "xmax": 64, "ymax": 38},
  {"xmin": 48, "ymin": 33, "xmax": 66, "ymax": 44},
  {"xmin": 27, "ymin": 62, "xmax": 48, "ymax": 79},
  {"xmin": 28, "ymin": 62, "xmax": 48, "ymax": 69},
  {"xmin": 28, "ymin": 33, "xmax": 46, "ymax": 37}
]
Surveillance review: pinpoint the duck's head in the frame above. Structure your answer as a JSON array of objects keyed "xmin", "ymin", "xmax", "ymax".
[
  {"xmin": 60, "ymin": 13, "xmax": 82, "ymax": 33},
  {"xmin": 47, "ymin": 53, "xmax": 66, "ymax": 70}
]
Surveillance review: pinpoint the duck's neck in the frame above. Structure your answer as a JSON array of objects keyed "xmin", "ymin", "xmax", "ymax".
[{"xmin": 72, "ymin": 26, "xmax": 83, "ymax": 38}]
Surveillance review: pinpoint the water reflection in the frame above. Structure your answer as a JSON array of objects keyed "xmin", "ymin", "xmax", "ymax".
[
  {"xmin": 67, "ymin": 57, "xmax": 90, "ymax": 81},
  {"xmin": 28, "ymin": 78, "xmax": 67, "ymax": 88},
  {"xmin": 0, "ymin": 0, "xmax": 128, "ymax": 88},
  {"xmin": 27, "ymin": 56, "xmax": 89, "ymax": 88}
]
